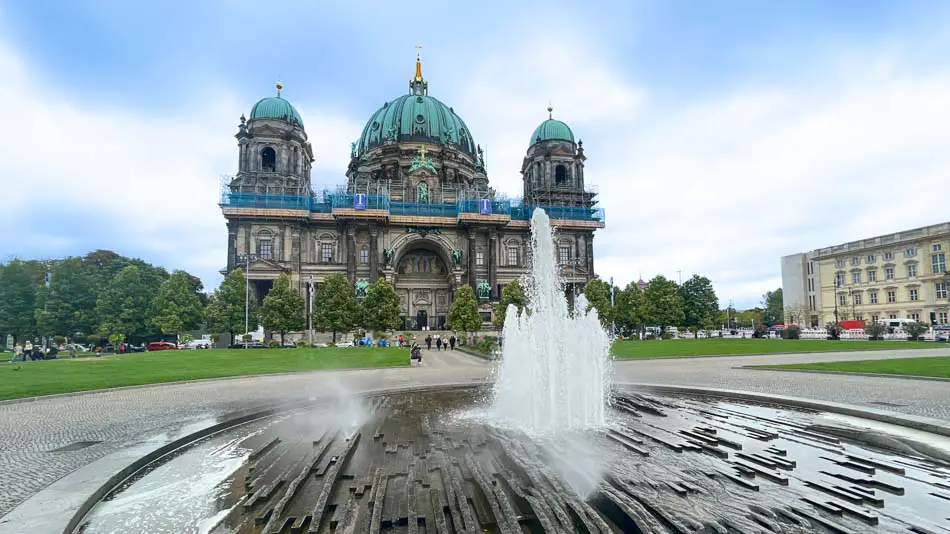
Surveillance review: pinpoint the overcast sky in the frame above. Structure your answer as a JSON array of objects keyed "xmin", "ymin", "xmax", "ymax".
[{"xmin": 1, "ymin": 0, "xmax": 949, "ymax": 308}]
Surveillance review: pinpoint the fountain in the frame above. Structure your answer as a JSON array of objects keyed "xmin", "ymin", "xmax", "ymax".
[{"xmin": 493, "ymin": 208, "xmax": 611, "ymax": 433}]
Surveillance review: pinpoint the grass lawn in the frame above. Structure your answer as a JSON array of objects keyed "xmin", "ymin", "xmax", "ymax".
[
  {"xmin": 0, "ymin": 347, "xmax": 409, "ymax": 401},
  {"xmin": 611, "ymin": 338, "xmax": 946, "ymax": 359},
  {"xmin": 754, "ymin": 356, "xmax": 950, "ymax": 379}
]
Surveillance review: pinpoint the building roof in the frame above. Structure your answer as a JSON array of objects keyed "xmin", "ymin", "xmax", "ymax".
[
  {"xmin": 249, "ymin": 82, "xmax": 304, "ymax": 128},
  {"xmin": 530, "ymin": 106, "xmax": 575, "ymax": 146},
  {"xmin": 355, "ymin": 55, "xmax": 476, "ymax": 157}
]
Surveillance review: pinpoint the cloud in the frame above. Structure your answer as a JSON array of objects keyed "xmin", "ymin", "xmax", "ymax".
[{"xmin": 0, "ymin": 39, "xmax": 362, "ymax": 288}]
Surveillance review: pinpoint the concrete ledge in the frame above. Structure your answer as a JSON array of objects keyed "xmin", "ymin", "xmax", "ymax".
[
  {"xmin": 736, "ymin": 366, "xmax": 950, "ymax": 382},
  {"xmin": 456, "ymin": 346, "xmax": 495, "ymax": 361},
  {"xmin": 617, "ymin": 382, "xmax": 950, "ymax": 438}
]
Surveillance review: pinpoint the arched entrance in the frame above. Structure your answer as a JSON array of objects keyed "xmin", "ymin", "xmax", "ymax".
[{"xmin": 393, "ymin": 240, "xmax": 454, "ymax": 330}]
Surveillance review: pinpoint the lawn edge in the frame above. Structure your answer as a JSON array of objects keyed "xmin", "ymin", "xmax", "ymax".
[
  {"xmin": 612, "ymin": 343, "xmax": 946, "ymax": 360},
  {"xmin": 738, "ymin": 366, "xmax": 950, "ymax": 382}
]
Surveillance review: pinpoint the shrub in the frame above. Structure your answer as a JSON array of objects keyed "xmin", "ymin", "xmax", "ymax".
[
  {"xmin": 782, "ymin": 326, "xmax": 801, "ymax": 339},
  {"xmin": 904, "ymin": 321, "xmax": 928, "ymax": 341},
  {"xmin": 865, "ymin": 322, "xmax": 886, "ymax": 341},
  {"xmin": 296, "ymin": 341, "xmax": 310, "ymax": 348},
  {"xmin": 471, "ymin": 336, "xmax": 499, "ymax": 355},
  {"xmin": 53, "ymin": 335, "xmax": 66, "ymax": 345},
  {"xmin": 267, "ymin": 341, "xmax": 281, "ymax": 348}
]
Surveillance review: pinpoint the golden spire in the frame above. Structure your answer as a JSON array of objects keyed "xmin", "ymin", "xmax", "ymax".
[
  {"xmin": 414, "ymin": 45, "xmax": 423, "ymax": 80},
  {"xmin": 276, "ymin": 80, "xmax": 283, "ymax": 97},
  {"xmin": 547, "ymin": 101, "xmax": 553, "ymax": 119}
]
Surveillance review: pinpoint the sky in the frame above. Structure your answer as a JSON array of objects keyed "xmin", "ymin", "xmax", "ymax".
[{"xmin": 1, "ymin": 0, "xmax": 950, "ymax": 308}]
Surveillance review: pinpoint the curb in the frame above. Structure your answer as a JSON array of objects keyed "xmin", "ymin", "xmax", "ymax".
[
  {"xmin": 736, "ymin": 366, "xmax": 950, "ymax": 383},
  {"xmin": 612, "ymin": 345, "xmax": 950, "ymax": 362},
  {"xmin": 617, "ymin": 382, "xmax": 950, "ymax": 438}
]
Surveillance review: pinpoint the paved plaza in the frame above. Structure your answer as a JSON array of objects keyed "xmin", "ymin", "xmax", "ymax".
[{"xmin": 1, "ymin": 346, "xmax": 949, "ymax": 519}]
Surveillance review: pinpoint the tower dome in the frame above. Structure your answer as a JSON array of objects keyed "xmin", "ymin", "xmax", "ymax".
[
  {"xmin": 249, "ymin": 82, "xmax": 304, "ymax": 128},
  {"xmin": 355, "ymin": 54, "xmax": 476, "ymax": 157},
  {"xmin": 530, "ymin": 105, "xmax": 574, "ymax": 145}
]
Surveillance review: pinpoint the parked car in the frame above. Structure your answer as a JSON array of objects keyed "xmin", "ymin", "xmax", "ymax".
[
  {"xmin": 147, "ymin": 341, "xmax": 178, "ymax": 351},
  {"xmin": 183, "ymin": 339, "xmax": 213, "ymax": 350},
  {"xmin": 229, "ymin": 341, "xmax": 266, "ymax": 349}
]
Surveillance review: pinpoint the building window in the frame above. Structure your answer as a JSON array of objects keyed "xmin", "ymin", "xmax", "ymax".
[
  {"xmin": 886, "ymin": 290, "xmax": 896, "ymax": 303},
  {"xmin": 910, "ymin": 313, "xmax": 920, "ymax": 322},
  {"xmin": 807, "ymin": 278, "xmax": 813, "ymax": 291},
  {"xmin": 905, "ymin": 247, "xmax": 917, "ymax": 257},
  {"xmin": 855, "ymin": 314, "xmax": 863, "ymax": 321},
  {"xmin": 888, "ymin": 314, "xmax": 897, "ymax": 320},
  {"xmin": 909, "ymin": 288, "xmax": 919, "ymax": 301},
  {"xmin": 867, "ymin": 270, "xmax": 876, "ymax": 282},
  {"xmin": 259, "ymin": 239, "xmax": 273, "ymax": 259},
  {"xmin": 359, "ymin": 248, "xmax": 369, "ymax": 264},
  {"xmin": 507, "ymin": 247, "xmax": 519, "ymax": 266},
  {"xmin": 884, "ymin": 252, "xmax": 893, "ymax": 260},
  {"xmin": 809, "ymin": 295, "xmax": 816, "ymax": 310},
  {"xmin": 885, "ymin": 267, "xmax": 894, "ymax": 280},
  {"xmin": 835, "ymin": 259, "xmax": 845, "ymax": 269},
  {"xmin": 940, "ymin": 312, "xmax": 948, "ymax": 324},
  {"xmin": 558, "ymin": 246, "xmax": 570, "ymax": 264},
  {"xmin": 866, "ymin": 254, "xmax": 876, "ymax": 263},
  {"xmin": 851, "ymin": 271, "xmax": 861, "ymax": 284},
  {"xmin": 936, "ymin": 282, "xmax": 948, "ymax": 299},
  {"xmin": 851, "ymin": 256, "xmax": 860, "ymax": 266},
  {"xmin": 934, "ymin": 244, "xmax": 943, "ymax": 252},
  {"xmin": 871, "ymin": 314, "xmax": 879, "ymax": 323},
  {"xmin": 807, "ymin": 262, "xmax": 814, "ymax": 275},
  {"xmin": 321, "ymin": 243, "xmax": 333, "ymax": 263},
  {"xmin": 839, "ymin": 295, "xmax": 847, "ymax": 306},
  {"xmin": 261, "ymin": 147, "xmax": 276, "ymax": 172},
  {"xmin": 835, "ymin": 273, "xmax": 845, "ymax": 286},
  {"xmin": 907, "ymin": 264, "xmax": 917, "ymax": 278},
  {"xmin": 854, "ymin": 293, "xmax": 862, "ymax": 305},
  {"xmin": 555, "ymin": 164, "xmax": 568, "ymax": 185},
  {"xmin": 869, "ymin": 292, "xmax": 878, "ymax": 304},
  {"xmin": 932, "ymin": 253, "xmax": 946, "ymax": 274},
  {"xmin": 476, "ymin": 251, "xmax": 484, "ymax": 266}
]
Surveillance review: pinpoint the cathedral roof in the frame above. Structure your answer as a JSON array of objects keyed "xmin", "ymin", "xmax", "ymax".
[
  {"xmin": 249, "ymin": 82, "xmax": 304, "ymax": 128},
  {"xmin": 355, "ymin": 55, "xmax": 476, "ymax": 158},
  {"xmin": 530, "ymin": 105, "xmax": 574, "ymax": 146}
]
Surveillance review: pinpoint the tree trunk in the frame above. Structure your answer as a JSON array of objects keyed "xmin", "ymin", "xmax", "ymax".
[{"xmin": 332, "ymin": 331, "xmax": 337, "ymax": 343}]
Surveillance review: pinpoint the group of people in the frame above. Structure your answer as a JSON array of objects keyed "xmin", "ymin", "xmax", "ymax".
[{"xmin": 424, "ymin": 333, "xmax": 456, "ymax": 351}]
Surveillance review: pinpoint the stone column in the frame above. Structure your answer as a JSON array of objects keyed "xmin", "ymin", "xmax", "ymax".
[
  {"xmin": 291, "ymin": 227, "xmax": 301, "ymax": 276},
  {"xmin": 227, "ymin": 222, "xmax": 238, "ymax": 272},
  {"xmin": 488, "ymin": 231, "xmax": 498, "ymax": 299},
  {"xmin": 243, "ymin": 224, "xmax": 251, "ymax": 259},
  {"xmin": 346, "ymin": 226, "xmax": 357, "ymax": 285},
  {"xmin": 369, "ymin": 226, "xmax": 379, "ymax": 282},
  {"xmin": 587, "ymin": 234, "xmax": 595, "ymax": 279},
  {"xmin": 467, "ymin": 229, "xmax": 477, "ymax": 290}
]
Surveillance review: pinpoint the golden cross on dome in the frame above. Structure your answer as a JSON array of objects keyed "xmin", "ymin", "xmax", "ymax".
[{"xmin": 414, "ymin": 45, "xmax": 424, "ymax": 80}]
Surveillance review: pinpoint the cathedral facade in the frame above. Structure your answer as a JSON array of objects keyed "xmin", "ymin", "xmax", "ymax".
[{"xmin": 221, "ymin": 56, "xmax": 604, "ymax": 329}]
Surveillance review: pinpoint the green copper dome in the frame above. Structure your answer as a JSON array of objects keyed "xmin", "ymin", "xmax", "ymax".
[
  {"xmin": 249, "ymin": 84, "xmax": 304, "ymax": 128},
  {"xmin": 356, "ymin": 57, "xmax": 476, "ymax": 157},
  {"xmin": 530, "ymin": 118, "xmax": 574, "ymax": 145}
]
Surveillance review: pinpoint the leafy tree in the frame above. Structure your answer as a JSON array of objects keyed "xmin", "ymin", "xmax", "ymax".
[
  {"xmin": 151, "ymin": 270, "xmax": 204, "ymax": 339},
  {"xmin": 643, "ymin": 275, "xmax": 684, "ymax": 335},
  {"xmin": 615, "ymin": 282, "xmax": 646, "ymax": 337},
  {"xmin": 493, "ymin": 279, "xmax": 527, "ymax": 328},
  {"xmin": 762, "ymin": 288, "xmax": 783, "ymax": 326},
  {"xmin": 447, "ymin": 285, "xmax": 482, "ymax": 336},
  {"xmin": 904, "ymin": 321, "xmax": 928, "ymax": 341},
  {"xmin": 314, "ymin": 273, "xmax": 357, "ymax": 343},
  {"xmin": 360, "ymin": 279, "xmax": 403, "ymax": 333},
  {"xmin": 583, "ymin": 278, "xmax": 613, "ymax": 328},
  {"xmin": 0, "ymin": 260, "xmax": 39, "ymax": 342},
  {"xmin": 261, "ymin": 274, "xmax": 306, "ymax": 343},
  {"xmin": 33, "ymin": 258, "xmax": 97, "ymax": 339},
  {"xmin": 679, "ymin": 275, "xmax": 719, "ymax": 336},
  {"xmin": 205, "ymin": 268, "xmax": 255, "ymax": 341},
  {"xmin": 96, "ymin": 265, "xmax": 151, "ymax": 339},
  {"xmin": 865, "ymin": 321, "xmax": 886, "ymax": 341}
]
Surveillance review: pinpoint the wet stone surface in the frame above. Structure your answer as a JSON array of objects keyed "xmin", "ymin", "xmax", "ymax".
[{"xmin": 76, "ymin": 387, "xmax": 950, "ymax": 534}]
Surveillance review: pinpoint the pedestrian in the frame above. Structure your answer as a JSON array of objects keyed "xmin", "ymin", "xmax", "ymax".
[
  {"xmin": 425, "ymin": 335, "xmax": 432, "ymax": 350},
  {"xmin": 436, "ymin": 336, "xmax": 442, "ymax": 351},
  {"xmin": 449, "ymin": 335, "xmax": 456, "ymax": 350}
]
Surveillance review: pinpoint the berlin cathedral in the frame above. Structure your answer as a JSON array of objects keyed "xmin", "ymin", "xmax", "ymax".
[{"xmin": 221, "ymin": 54, "xmax": 604, "ymax": 329}]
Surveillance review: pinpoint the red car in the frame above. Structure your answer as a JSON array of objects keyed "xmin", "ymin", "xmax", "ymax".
[{"xmin": 147, "ymin": 341, "xmax": 178, "ymax": 351}]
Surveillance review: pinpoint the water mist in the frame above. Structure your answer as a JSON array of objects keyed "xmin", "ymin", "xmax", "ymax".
[{"xmin": 492, "ymin": 209, "xmax": 612, "ymax": 434}]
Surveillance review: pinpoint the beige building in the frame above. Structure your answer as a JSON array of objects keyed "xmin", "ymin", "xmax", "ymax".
[{"xmin": 781, "ymin": 222, "xmax": 950, "ymax": 327}]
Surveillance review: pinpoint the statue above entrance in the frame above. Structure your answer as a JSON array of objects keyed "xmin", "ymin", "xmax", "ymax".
[
  {"xmin": 476, "ymin": 280, "xmax": 491, "ymax": 300},
  {"xmin": 397, "ymin": 251, "xmax": 447, "ymax": 275}
]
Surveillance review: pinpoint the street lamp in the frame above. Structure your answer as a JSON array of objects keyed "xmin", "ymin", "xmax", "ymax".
[
  {"xmin": 833, "ymin": 277, "xmax": 840, "ymax": 340},
  {"xmin": 236, "ymin": 253, "xmax": 259, "ymax": 348},
  {"xmin": 308, "ymin": 275, "xmax": 315, "ymax": 346}
]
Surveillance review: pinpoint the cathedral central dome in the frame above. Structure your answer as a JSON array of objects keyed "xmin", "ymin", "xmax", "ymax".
[{"xmin": 355, "ymin": 57, "xmax": 476, "ymax": 157}]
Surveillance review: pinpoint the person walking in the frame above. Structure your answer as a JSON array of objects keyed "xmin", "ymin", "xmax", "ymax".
[
  {"xmin": 425, "ymin": 335, "xmax": 432, "ymax": 351},
  {"xmin": 435, "ymin": 336, "xmax": 442, "ymax": 351},
  {"xmin": 449, "ymin": 335, "xmax": 456, "ymax": 350}
]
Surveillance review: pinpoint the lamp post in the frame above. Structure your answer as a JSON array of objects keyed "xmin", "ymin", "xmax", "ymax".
[
  {"xmin": 833, "ymin": 278, "xmax": 840, "ymax": 340},
  {"xmin": 308, "ymin": 275, "xmax": 315, "ymax": 346},
  {"xmin": 609, "ymin": 275, "xmax": 616, "ymax": 338},
  {"xmin": 236, "ymin": 253, "xmax": 259, "ymax": 348}
]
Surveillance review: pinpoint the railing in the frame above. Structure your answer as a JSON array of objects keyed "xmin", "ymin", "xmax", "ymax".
[{"xmin": 222, "ymin": 192, "xmax": 605, "ymax": 223}]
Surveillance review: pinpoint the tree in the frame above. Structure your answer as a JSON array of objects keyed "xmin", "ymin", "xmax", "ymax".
[
  {"xmin": 679, "ymin": 275, "xmax": 719, "ymax": 336},
  {"xmin": 582, "ymin": 278, "xmax": 613, "ymax": 328},
  {"xmin": 33, "ymin": 258, "xmax": 97, "ymax": 339},
  {"xmin": 493, "ymin": 279, "xmax": 528, "ymax": 328},
  {"xmin": 151, "ymin": 270, "xmax": 204, "ymax": 339},
  {"xmin": 447, "ymin": 285, "xmax": 482, "ymax": 337},
  {"xmin": 261, "ymin": 274, "xmax": 306, "ymax": 343},
  {"xmin": 96, "ymin": 265, "xmax": 150, "ymax": 339},
  {"xmin": 762, "ymin": 288, "xmax": 783, "ymax": 326},
  {"xmin": 905, "ymin": 321, "xmax": 928, "ymax": 341},
  {"xmin": 615, "ymin": 282, "xmax": 646, "ymax": 337},
  {"xmin": 865, "ymin": 321, "xmax": 886, "ymax": 341},
  {"xmin": 360, "ymin": 279, "xmax": 403, "ymax": 333},
  {"xmin": 0, "ymin": 260, "xmax": 39, "ymax": 342},
  {"xmin": 314, "ymin": 273, "xmax": 357, "ymax": 343},
  {"xmin": 643, "ymin": 275, "xmax": 684, "ymax": 335},
  {"xmin": 205, "ymin": 268, "xmax": 256, "ymax": 341}
]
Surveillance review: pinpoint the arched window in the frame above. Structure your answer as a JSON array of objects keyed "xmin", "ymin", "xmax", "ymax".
[
  {"xmin": 261, "ymin": 147, "xmax": 276, "ymax": 172},
  {"xmin": 555, "ymin": 164, "xmax": 567, "ymax": 185}
]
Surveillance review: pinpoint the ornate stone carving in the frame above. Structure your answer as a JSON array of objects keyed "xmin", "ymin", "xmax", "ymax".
[
  {"xmin": 355, "ymin": 279, "xmax": 369, "ymax": 299},
  {"xmin": 452, "ymin": 249, "xmax": 463, "ymax": 266},
  {"xmin": 383, "ymin": 247, "xmax": 395, "ymax": 266},
  {"xmin": 476, "ymin": 280, "xmax": 491, "ymax": 300}
]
